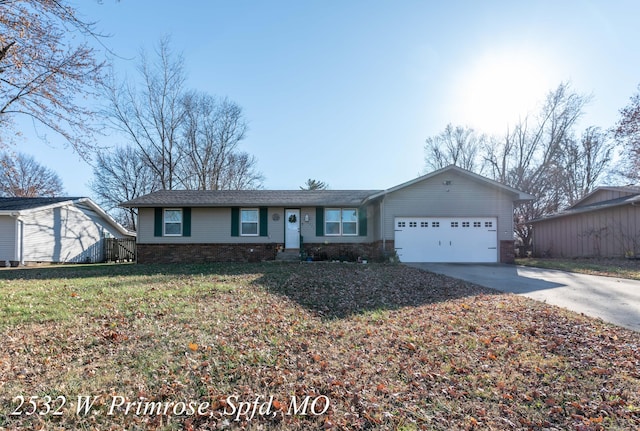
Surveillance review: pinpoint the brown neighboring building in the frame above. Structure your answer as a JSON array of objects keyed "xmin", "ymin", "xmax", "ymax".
[{"xmin": 531, "ymin": 186, "xmax": 640, "ymax": 258}]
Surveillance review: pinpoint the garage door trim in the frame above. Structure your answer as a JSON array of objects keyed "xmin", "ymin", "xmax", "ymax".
[{"xmin": 394, "ymin": 216, "xmax": 498, "ymax": 263}]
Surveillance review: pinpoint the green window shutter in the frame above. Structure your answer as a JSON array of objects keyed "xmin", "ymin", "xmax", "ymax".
[
  {"xmin": 358, "ymin": 207, "xmax": 367, "ymax": 236},
  {"xmin": 316, "ymin": 207, "xmax": 324, "ymax": 236},
  {"xmin": 154, "ymin": 208, "xmax": 163, "ymax": 237},
  {"xmin": 183, "ymin": 208, "xmax": 191, "ymax": 237},
  {"xmin": 259, "ymin": 207, "xmax": 268, "ymax": 237},
  {"xmin": 231, "ymin": 207, "xmax": 239, "ymax": 237}
]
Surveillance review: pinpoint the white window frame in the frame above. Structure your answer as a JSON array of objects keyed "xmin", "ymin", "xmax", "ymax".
[
  {"xmin": 240, "ymin": 208, "xmax": 259, "ymax": 236},
  {"xmin": 325, "ymin": 208, "xmax": 358, "ymax": 236},
  {"xmin": 164, "ymin": 208, "xmax": 183, "ymax": 236},
  {"xmin": 325, "ymin": 208, "xmax": 342, "ymax": 236},
  {"xmin": 341, "ymin": 208, "xmax": 358, "ymax": 236}
]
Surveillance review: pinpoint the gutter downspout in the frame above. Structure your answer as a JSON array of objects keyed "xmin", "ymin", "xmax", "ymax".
[
  {"xmin": 381, "ymin": 195, "xmax": 386, "ymax": 255},
  {"xmin": 17, "ymin": 218, "xmax": 23, "ymax": 265},
  {"xmin": 10, "ymin": 212, "xmax": 23, "ymax": 266}
]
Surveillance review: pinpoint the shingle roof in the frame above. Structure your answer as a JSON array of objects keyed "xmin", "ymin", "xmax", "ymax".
[
  {"xmin": 0, "ymin": 197, "xmax": 83, "ymax": 211},
  {"xmin": 120, "ymin": 190, "xmax": 383, "ymax": 208},
  {"xmin": 596, "ymin": 186, "xmax": 640, "ymax": 194},
  {"xmin": 530, "ymin": 193, "xmax": 640, "ymax": 223},
  {"xmin": 568, "ymin": 185, "xmax": 640, "ymax": 209}
]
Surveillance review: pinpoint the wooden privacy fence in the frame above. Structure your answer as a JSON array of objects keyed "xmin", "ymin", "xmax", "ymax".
[{"xmin": 104, "ymin": 238, "xmax": 137, "ymax": 262}]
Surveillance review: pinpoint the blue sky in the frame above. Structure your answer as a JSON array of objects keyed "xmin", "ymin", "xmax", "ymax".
[{"xmin": 20, "ymin": 1, "xmax": 640, "ymax": 196}]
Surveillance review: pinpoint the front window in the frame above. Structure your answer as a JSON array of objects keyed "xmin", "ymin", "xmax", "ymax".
[
  {"xmin": 241, "ymin": 209, "xmax": 259, "ymax": 236},
  {"xmin": 325, "ymin": 208, "xmax": 358, "ymax": 236},
  {"xmin": 342, "ymin": 209, "xmax": 357, "ymax": 235},
  {"xmin": 164, "ymin": 209, "xmax": 182, "ymax": 236},
  {"xmin": 325, "ymin": 209, "xmax": 341, "ymax": 235}
]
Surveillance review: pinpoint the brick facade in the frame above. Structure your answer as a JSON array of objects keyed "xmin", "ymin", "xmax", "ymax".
[
  {"xmin": 137, "ymin": 240, "xmax": 512, "ymax": 264},
  {"xmin": 137, "ymin": 241, "xmax": 397, "ymax": 264},
  {"xmin": 500, "ymin": 240, "xmax": 516, "ymax": 263},
  {"xmin": 137, "ymin": 243, "xmax": 278, "ymax": 264},
  {"xmin": 301, "ymin": 241, "xmax": 394, "ymax": 262}
]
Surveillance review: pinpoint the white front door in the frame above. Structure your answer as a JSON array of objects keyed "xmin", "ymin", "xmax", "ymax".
[{"xmin": 285, "ymin": 209, "xmax": 300, "ymax": 249}]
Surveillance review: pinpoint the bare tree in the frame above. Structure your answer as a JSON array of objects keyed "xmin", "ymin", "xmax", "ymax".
[
  {"xmin": 421, "ymin": 82, "xmax": 612, "ymax": 251},
  {"xmin": 561, "ymin": 126, "xmax": 614, "ymax": 204},
  {"xmin": 484, "ymin": 82, "xmax": 591, "ymax": 248},
  {"xmin": 300, "ymin": 179, "xmax": 329, "ymax": 190},
  {"xmin": 614, "ymin": 84, "xmax": 640, "ymax": 181},
  {"xmin": 424, "ymin": 124, "xmax": 486, "ymax": 173},
  {"xmin": 90, "ymin": 146, "xmax": 158, "ymax": 231},
  {"xmin": 104, "ymin": 37, "xmax": 185, "ymax": 189},
  {"xmin": 0, "ymin": 152, "xmax": 64, "ymax": 197},
  {"xmin": 102, "ymin": 38, "xmax": 263, "ymax": 197},
  {"xmin": 217, "ymin": 151, "xmax": 264, "ymax": 190},
  {"xmin": 177, "ymin": 92, "xmax": 261, "ymax": 190},
  {"xmin": 0, "ymin": 0, "xmax": 106, "ymax": 156}
]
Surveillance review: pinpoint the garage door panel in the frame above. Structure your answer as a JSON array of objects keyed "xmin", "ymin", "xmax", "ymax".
[{"xmin": 395, "ymin": 217, "xmax": 497, "ymax": 263}]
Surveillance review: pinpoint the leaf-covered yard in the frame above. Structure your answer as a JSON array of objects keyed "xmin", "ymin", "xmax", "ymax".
[{"xmin": 1, "ymin": 263, "xmax": 639, "ymax": 430}]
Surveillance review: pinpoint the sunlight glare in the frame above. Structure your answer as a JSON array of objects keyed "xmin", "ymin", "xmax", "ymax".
[{"xmin": 454, "ymin": 50, "xmax": 555, "ymax": 134}]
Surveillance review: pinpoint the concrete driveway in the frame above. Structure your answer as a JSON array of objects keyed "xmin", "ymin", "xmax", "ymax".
[{"xmin": 407, "ymin": 263, "xmax": 640, "ymax": 332}]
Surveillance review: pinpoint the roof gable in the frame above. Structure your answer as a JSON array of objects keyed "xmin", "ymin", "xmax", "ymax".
[
  {"xmin": 570, "ymin": 186, "xmax": 640, "ymax": 209},
  {"xmin": 531, "ymin": 193, "xmax": 640, "ymax": 223},
  {"xmin": 366, "ymin": 165, "xmax": 535, "ymax": 202},
  {"xmin": 0, "ymin": 197, "xmax": 134, "ymax": 237}
]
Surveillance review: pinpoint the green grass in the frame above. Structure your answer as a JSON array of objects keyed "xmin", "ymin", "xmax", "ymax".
[
  {"xmin": 1, "ymin": 262, "xmax": 639, "ymax": 430},
  {"xmin": 0, "ymin": 263, "xmax": 242, "ymax": 327},
  {"xmin": 516, "ymin": 257, "xmax": 640, "ymax": 280}
]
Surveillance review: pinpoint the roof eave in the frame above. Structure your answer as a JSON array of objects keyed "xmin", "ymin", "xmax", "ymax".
[
  {"xmin": 569, "ymin": 186, "xmax": 640, "ymax": 209},
  {"xmin": 122, "ymin": 200, "xmax": 373, "ymax": 208},
  {"xmin": 1, "ymin": 199, "xmax": 78, "ymax": 215},
  {"xmin": 530, "ymin": 199, "xmax": 639, "ymax": 224},
  {"xmin": 120, "ymin": 190, "xmax": 385, "ymax": 209}
]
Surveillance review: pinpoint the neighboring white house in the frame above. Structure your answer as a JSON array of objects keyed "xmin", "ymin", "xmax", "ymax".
[{"xmin": 0, "ymin": 197, "xmax": 135, "ymax": 266}]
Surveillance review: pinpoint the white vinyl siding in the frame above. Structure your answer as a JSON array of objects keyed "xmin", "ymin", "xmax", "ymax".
[
  {"xmin": 0, "ymin": 216, "xmax": 16, "ymax": 262},
  {"xmin": 20, "ymin": 204, "xmax": 125, "ymax": 263}
]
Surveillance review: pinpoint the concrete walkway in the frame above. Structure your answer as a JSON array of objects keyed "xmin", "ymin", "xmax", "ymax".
[{"xmin": 407, "ymin": 263, "xmax": 640, "ymax": 332}]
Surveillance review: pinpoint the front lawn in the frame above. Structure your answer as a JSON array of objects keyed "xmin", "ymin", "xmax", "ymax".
[
  {"xmin": 516, "ymin": 258, "xmax": 640, "ymax": 280},
  {"xmin": 1, "ymin": 263, "xmax": 639, "ymax": 430}
]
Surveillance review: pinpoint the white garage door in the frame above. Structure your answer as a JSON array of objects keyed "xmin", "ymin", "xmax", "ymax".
[{"xmin": 395, "ymin": 217, "xmax": 497, "ymax": 263}]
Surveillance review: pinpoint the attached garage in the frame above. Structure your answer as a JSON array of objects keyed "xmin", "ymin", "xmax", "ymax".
[
  {"xmin": 395, "ymin": 217, "xmax": 497, "ymax": 262},
  {"xmin": 363, "ymin": 165, "xmax": 534, "ymax": 264}
]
